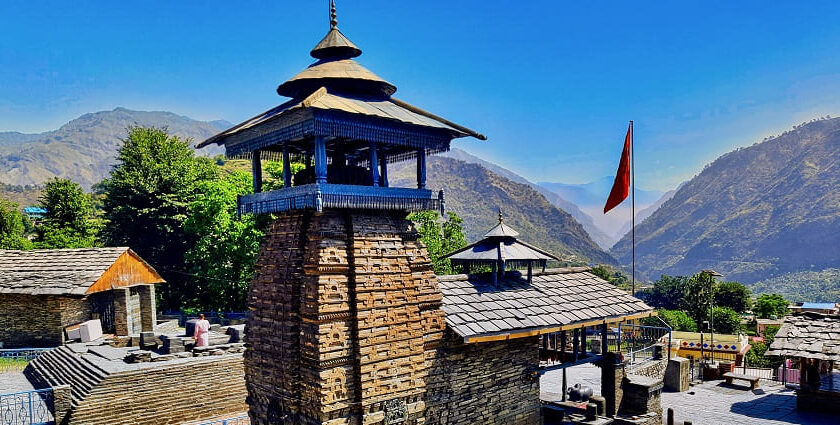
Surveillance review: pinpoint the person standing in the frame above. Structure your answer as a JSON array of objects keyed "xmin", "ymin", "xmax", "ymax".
[{"xmin": 193, "ymin": 313, "xmax": 210, "ymax": 347}]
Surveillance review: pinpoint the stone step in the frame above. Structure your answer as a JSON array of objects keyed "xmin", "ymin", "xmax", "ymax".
[{"xmin": 33, "ymin": 352, "xmax": 90, "ymax": 402}]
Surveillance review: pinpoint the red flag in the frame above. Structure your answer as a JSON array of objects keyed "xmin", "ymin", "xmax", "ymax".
[{"xmin": 604, "ymin": 123, "xmax": 632, "ymax": 213}]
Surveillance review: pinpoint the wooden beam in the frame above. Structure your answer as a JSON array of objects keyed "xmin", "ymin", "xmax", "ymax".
[
  {"xmin": 252, "ymin": 149, "xmax": 262, "ymax": 193},
  {"xmin": 314, "ymin": 136, "xmax": 327, "ymax": 184},
  {"xmin": 282, "ymin": 144, "xmax": 292, "ymax": 188}
]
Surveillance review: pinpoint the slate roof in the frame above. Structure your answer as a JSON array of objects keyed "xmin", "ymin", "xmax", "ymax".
[
  {"xmin": 438, "ymin": 267, "xmax": 653, "ymax": 342},
  {"xmin": 0, "ymin": 247, "xmax": 157, "ymax": 296},
  {"xmin": 766, "ymin": 313, "xmax": 840, "ymax": 361}
]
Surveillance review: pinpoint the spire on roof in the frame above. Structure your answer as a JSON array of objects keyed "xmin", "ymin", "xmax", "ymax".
[{"xmin": 330, "ymin": 0, "xmax": 338, "ymax": 29}]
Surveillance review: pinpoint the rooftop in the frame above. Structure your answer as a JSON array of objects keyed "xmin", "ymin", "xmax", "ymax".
[
  {"xmin": 438, "ymin": 267, "xmax": 652, "ymax": 343},
  {"xmin": 0, "ymin": 247, "xmax": 164, "ymax": 296},
  {"xmin": 766, "ymin": 313, "xmax": 840, "ymax": 360}
]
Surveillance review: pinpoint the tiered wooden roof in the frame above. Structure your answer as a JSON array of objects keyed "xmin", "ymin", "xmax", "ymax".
[
  {"xmin": 0, "ymin": 248, "xmax": 164, "ymax": 296},
  {"xmin": 438, "ymin": 268, "xmax": 653, "ymax": 343}
]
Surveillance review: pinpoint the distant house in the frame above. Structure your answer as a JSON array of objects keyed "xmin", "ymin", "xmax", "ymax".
[
  {"xmin": 789, "ymin": 302, "xmax": 839, "ymax": 315},
  {"xmin": 756, "ymin": 318, "xmax": 784, "ymax": 335},
  {"xmin": 0, "ymin": 247, "xmax": 164, "ymax": 348},
  {"xmin": 23, "ymin": 206, "xmax": 47, "ymax": 223}
]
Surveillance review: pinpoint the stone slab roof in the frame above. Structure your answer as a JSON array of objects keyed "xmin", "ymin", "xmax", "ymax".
[
  {"xmin": 438, "ymin": 267, "xmax": 653, "ymax": 342},
  {"xmin": 0, "ymin": 247, "xmax": 160, "ymax": 296},
  {"xmin": 766, "ymin": 313, "xmax": 840, "ymax": 361}
]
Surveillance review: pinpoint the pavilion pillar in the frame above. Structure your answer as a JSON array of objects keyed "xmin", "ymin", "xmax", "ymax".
[
  {"xmin": 252, "ymin": 149, "xmax": 263, "ymax": 193},
  {"xmin": 581, "ymin": 326, "xmax": 588, "ymax": 356},
  {"xmin": 314, "ymin": 136, "xmax": 327, "ymax": 184},
  {"xmin": 527, "ymin": 262, "xmax": 533, "ymax": 283},
  {"xmin": 416, "ymin": 148, "xmax": 426, "ymax": 189},
  {"xmin": 369, "ymin": 142, "xmax": 379, "ymax": 187},
  {"xmin": 601, "ymin": 323, "xmax": 609, "ymax": 354},
  {"xmin": 573, "ymin": 329, "xmax": 580, "ymax": 362},
  {"xmin": 379, "ymin": 156, "xmax": 389, "ymax": 187},
  {"xmin": 282, "ymin": 145, "xmax": 292, "ymax": 188},
  {"xmin": 560, "ymin": 331, "xmax": 567, "ymax": 362}
]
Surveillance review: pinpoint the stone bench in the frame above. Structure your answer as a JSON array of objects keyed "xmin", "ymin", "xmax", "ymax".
[{"xmin": 723, "ymin": 372, "xmax": 760, "ymax": 390}]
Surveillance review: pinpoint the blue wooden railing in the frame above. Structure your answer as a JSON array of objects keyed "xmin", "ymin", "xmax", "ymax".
[
  {"xmin": 0, "ymin": 348, "xmax": 53, "ymax": 361},
  {"xmin": 0, "ymin": 389, "xmax": 54, "ymax": 425}
]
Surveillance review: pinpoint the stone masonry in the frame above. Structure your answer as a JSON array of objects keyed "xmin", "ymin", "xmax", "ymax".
[
  {"xmin": 424, "ymin": 332, "xmax": 541, "ymax": 425},
  {"xmin": 244, "ymin": 210, "xmax": 444, "ymax": 425},
  {"xmin": 0, "ymin": 294, "xmax": 90, "ymax": 347}
]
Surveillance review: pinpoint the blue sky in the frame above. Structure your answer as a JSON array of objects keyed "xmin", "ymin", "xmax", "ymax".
[{"xmin": 2, "ymin": 1, "xmax": 840, "ymax": 191}]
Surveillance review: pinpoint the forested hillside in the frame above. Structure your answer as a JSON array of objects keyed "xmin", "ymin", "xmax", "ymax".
[{"xmin": 611, "ymin": 117, "xmax": 840, "ymax": 284}]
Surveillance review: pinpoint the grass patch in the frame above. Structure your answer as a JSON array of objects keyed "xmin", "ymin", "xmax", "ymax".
[{"xmin": 0, "ymin": 357, "xmax": 30, "ymax": 372}]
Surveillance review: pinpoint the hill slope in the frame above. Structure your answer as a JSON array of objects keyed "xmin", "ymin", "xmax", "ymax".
[
  {"xmin": 0, "ymin": 108, "xmax": 228, "ymax": 189},
  {"xmin": 611, "ymin": 117, "xmax": 840, "ymax": 283},
  {"xmin": 390, "ymin": 156, "xmax": 615, "ymax": 265},
  {"xmin": 443, "ymin": 148, "xmax": 614, "ymax": 249},
  {"xmin": 750, "ymin": 269, "xmax": 840, "ymax": 303}
]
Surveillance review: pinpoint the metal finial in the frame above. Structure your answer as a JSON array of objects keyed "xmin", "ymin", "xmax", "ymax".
[
  {"xmin": 498, "ymin": 208, "xmax": 503, "ymax": 224},
  {"xmin": 330, "ymin": 0, "xmax": 338, "ymax": 28}
]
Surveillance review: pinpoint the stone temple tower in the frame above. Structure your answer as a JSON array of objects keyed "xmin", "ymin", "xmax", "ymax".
[{"xmin": 197, "ymin": 4, "xmax": 485, "ymax": 424}]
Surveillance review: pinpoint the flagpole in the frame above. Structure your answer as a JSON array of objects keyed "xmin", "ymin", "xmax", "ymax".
[{"xmin": 630, "ymin": 120, "xmax": 635, "ymax": 296}]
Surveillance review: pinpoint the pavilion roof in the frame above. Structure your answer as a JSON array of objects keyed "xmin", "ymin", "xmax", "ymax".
[
  {"xmin": 766, "ymin": 313, "xmax": 840, "ymax": 361},
  {"xmin": 438, "ymin": 268, "xmax": 653, "ymax": 343},
  {"xmin": 445, "ymin": 214, "xmax": 560, "ymax": 264}
]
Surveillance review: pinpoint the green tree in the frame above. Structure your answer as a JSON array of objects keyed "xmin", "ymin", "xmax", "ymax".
[
  {"xmin": 262, "ymin": 161, "xmax": 306, "ymax": 191},
  {"xmin": 35, "ymin": 178, "xmax": 98, "ymax": 248},
  {"xmin": 102, "ymin": 126, "xmax": 218, "ymax": 310},
  {"xmin": 0, "ymin": 200, "xmax": 32, "ymax": 249},
  {"xmin": 714, "ymin": 281, "xmax": 751, "ymax": 313},
  {"xmin": 184, "ymin": 171, "xmax": 265, "ymax": 311},
  {"xmin": 711, "ymin": 306, "xmax": 741, "ymax": 334},
  {"xmin": 643, "ymin": 275, "xmax": 689, "ymax": 310},
  {"xmin": 407, "ymin": 210, "xmax": 468, "ymax": 275},
  {"xmin": 645, "ymin": 309, "xmax": 698, "ymax": 332},
  {"xmin": 591, "ymin": 264, "xmax": 630, "ymax": 289},
  {"xmin": 681, "ymin": 271, "xmax": 716, "ymax": 326},
  {"xmin": 754, "ymin": 293, "xmax": 789, "ymax": 319}
]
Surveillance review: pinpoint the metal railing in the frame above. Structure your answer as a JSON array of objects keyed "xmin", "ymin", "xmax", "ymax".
[
  {"xmin": 618, "ymin": 323, "xmax": 672, "ymax": 369},
  {"xmin": 0, "ymin": 348, "xmax": 53, "ymax": 361},
  {"xmin": 0, "ymin": 389, "xmax": 54, "ymax": 425},
  {"xmin": 195, "ymin": 415, "xmax": 250, "ymax": 425}
]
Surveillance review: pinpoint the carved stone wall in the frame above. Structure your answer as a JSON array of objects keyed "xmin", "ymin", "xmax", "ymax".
[{"xmin": 244, "ymin": 210, "xmax": 443, "ymax": 425}]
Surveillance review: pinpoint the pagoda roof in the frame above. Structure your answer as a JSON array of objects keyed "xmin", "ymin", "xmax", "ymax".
[
  {"xmin": 198, "ymin": 87, "xmax": 483, "ymax": 149},
  {"xmin": 445, "ymin": 215, "xmax": 560, "ymax": 263}
]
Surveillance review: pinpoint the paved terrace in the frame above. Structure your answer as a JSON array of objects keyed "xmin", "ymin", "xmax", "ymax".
[{"xmin": 541, "ymin": 363, "xmax": 838, "ymax": 425}]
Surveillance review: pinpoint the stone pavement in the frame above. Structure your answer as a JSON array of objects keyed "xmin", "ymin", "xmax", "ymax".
[{"xmin": 540, "ymin": 363, "xmax": 839, "ymax": 425}]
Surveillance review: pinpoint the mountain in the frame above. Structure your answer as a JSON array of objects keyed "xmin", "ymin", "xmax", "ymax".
[
  {"xmin": 0, "ymin": 108, "xmax": 229, "ymax": 189},
  {"xmin": 389, "ymin": 155, "xmax": 616, "ymax": 265},
  {"xmin": 443, "ymin": 148, "xmax": 614, "ymax": 249},
  {"xmin": 613, "ymin": 185, "xmax": 683, "ymax": 244},
  {"xmin": 750, "ymin": 269, "xmax": 840, "ymax": 303},
  {"xmin": 538, "ymin": 178, "xmax": 666, "ymax": 244},
  {"xmin": 610, "ymin": 117, "xmax": 840, "ymax": 284}
]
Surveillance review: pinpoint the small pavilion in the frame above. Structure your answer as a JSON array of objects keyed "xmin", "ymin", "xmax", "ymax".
[{"xmin": 197, "ymin": 1, "xmax": 485, "ymax": 216}]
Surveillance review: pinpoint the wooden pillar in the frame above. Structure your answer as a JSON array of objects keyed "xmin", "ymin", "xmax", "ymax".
[
  {"xmin": 560, "ymin": 331, "xmax": 567, "ymax": 362},
  {"xmin": 282, "ymin": 145, "xmax": 292, "ymax": 188},
  {"xmin": 601, "ymin": 323, "xmax": 609, "ymax": 354},
  {"xmin": 252, "ymin": 149, "xmax": 263, "ymax": 193},
  {"xmin": 562, "ymin": 367, "xmax": 568, "ymax": 402},
  {"xmin": 314, "ymin": 136, "xmax": 327, "ymax": 184},
  {"xmin": 379, "ymin": 156, "xmax": 389, "ymax": 187},
  {"xmin": 581, "ymin": 326, "xmax": 588, "ymax": 356},
  {"xmin": 573, "ymin": 329, "xmax": 580, "ymax": 362},
  {"xmin": 369, "ymin": 143, "xmax": 379, "ymax": 187},
  {"xmin": 416, "ymin": 148, "xmax": 426, "ymax": 189},
  {"xmin": 527, "ymin": 262, "xmax": 533, "ymax": 283},
  {"xmin": 491, "ymin": 261, "xmax": 498, "ymax": 287}
]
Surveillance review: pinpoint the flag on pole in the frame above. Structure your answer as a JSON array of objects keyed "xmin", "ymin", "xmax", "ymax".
[{"xmin": 603, "ymin": 123, "xmax": 632, "ymax": 214}]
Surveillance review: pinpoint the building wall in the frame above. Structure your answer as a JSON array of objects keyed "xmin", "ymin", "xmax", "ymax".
[
  {"xmin": 0, "ymin": 294, "xmax": 92, "ymax": 348},
  {"xmin": 424, "ymin": 332, "xmax": 541, "ymax": 425},
  {"xmin": 244, "ymin": 210, "xmax": 444, "ymax": 425}
]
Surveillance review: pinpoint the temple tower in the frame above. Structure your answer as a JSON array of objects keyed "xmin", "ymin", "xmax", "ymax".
[{"xmin": 198, "ymin": 4, "xmax": 484, "ymax": 424}]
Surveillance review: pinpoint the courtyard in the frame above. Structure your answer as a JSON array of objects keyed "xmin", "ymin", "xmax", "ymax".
[{"xmin": 541, "ymin": 363, "xmax": 838, "ymax": 425}]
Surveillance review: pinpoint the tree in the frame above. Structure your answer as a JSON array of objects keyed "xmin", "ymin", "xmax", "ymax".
[
  {"xmin": 643, "ymin": 275, "xmax": 689, "ymax": 310},
  {"xmin": 102, "ymin": 126, "xmax": 218, "ymax": 310},
  {"xmin": 184, "ymin": 171, "xmax": 265, "ymax": 311},
  {"xmin": 681, "ymin": 271, "xmax": 716, "ymax": 326},
  {"xmin": 0, "ymin": 200, "xmax": 32, "ymax": 250},
  {"xmin": 407, "ymin": 210, "xmax": 468, "ymax": 275},
  {"xmin": 591, "ymin": 264, "xmax": 630, "ymax": 289},
  {"xmin": 262, "ymin": 161, "xmax": 306, "ymax": 191},
  {"xmin": 645, "ymin": 309, "xmax": 697, "ymax": 332},
  {"xmin": 35, "ymin": 178, "xmax": 98, "ymax": 248},
  {"xmin": 754, "ymin": 293, "xmax": 789, "ymax": 319},
  {"xmin": 711, "ymin": 306, "xmax": 741, "ymax": 334},
  {"xmin": 714, "ymin": 281, "xmax": 751, "ymax": 313}
]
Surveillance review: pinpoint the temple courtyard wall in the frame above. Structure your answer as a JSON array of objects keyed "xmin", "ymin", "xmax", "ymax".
[{"xmin": 0, "ymin": 294, "xmax": 91, "ymax": 348}]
